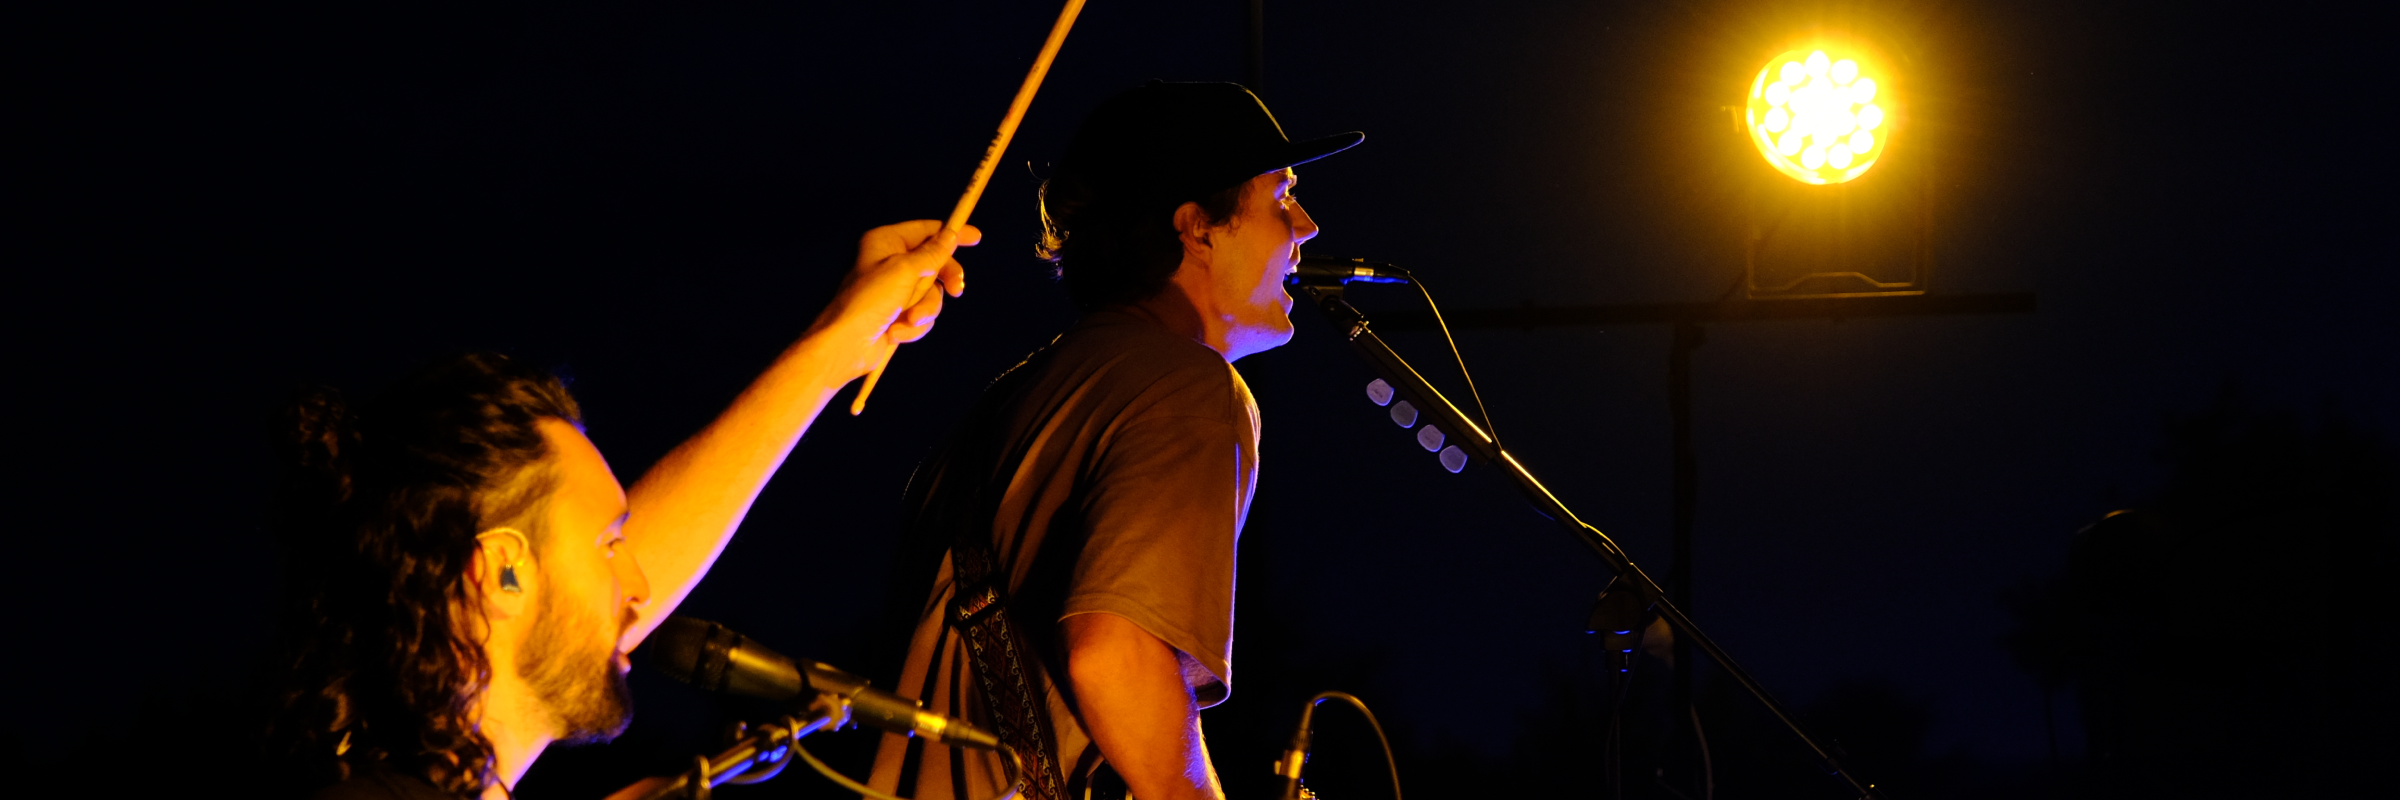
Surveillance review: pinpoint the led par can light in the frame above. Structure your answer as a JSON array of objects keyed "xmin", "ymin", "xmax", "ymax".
[{"xmin": 1746, "ymin": 46, "xmax": 1895, "ymax": 185}]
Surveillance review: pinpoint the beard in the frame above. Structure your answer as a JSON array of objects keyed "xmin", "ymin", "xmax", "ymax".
[{"xmin": 518, "ymin": 585, "xmax": 634, "ymax": 745}]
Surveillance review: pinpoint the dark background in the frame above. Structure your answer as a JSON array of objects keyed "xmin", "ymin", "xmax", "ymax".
[{"xmin": 14, "ymin": 1, "xmax": 2393, "ymax": 797}]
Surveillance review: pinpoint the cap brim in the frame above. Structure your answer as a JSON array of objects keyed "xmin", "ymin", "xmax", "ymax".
[
  {"xmin": 1243, "ymin": 131, "xmax": 1365, "ymax": 177},
  {"xmin": 1284, "ymin": 131, "xmax": 1365, "ymax": 167}
]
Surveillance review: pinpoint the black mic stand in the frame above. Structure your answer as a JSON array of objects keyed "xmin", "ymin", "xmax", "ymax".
[
  {"xmin": 631, "ymin": 701, "xmax": 850, "ymax": 800},
  {"xmin": 1298, "ymin": 284, "xmax": 1885, "ymax": 800},
  {"xmin": 1587, "ymin": 577, "xmax": 1656, "ymax": 800}
]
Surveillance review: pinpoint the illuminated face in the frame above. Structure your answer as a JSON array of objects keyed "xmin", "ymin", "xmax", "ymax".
[
  {"xmin": 1747, "ymin": 48, "xmax": 1891, "ymax": 184},
  {"xmin": 1199, "ymin": 168, "xmax": 1317, "ymax": 360},
  {"xmin": 519, "ymin": 418, "xmax": 648, "ymax": 744}
]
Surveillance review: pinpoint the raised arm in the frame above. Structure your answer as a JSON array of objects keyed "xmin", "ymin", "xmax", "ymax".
[{"xmin": 621, "ymin": 220, "xmax": 980, "ymax": 644}]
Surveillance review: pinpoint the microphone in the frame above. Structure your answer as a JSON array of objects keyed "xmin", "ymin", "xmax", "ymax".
[
  {"xmin": 649, "ymin": 616, "xmax": 1001, "ymax": 750},
  {"xmin": 1290, "ymin": 255, "xmax": 1412, "ymax": 286}
]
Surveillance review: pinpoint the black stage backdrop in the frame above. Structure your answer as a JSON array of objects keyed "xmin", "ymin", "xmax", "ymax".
[{"xmin": 14, "ymin": 1, "xmax": 2394, "ymax": 798}]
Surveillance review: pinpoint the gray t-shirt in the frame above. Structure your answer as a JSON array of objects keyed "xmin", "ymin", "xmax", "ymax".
[{"xmin": 868, "ymin": 309, "xmax": 1260, "ymax": 800}]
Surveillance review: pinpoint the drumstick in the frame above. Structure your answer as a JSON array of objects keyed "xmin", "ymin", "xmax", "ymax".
[{"xmin": 850, "ymin": 0, "xmax": 1089, "ymax": 416}]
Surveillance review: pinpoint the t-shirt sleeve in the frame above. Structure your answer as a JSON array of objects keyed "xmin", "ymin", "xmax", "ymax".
[{"xmin": 1059, "ymin": 375, "xmax": 1242, "ymax": 706}]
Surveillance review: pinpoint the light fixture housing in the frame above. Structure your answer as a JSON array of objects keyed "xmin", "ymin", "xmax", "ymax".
[{"xmin": 1745, "ymin": 45, "xmax": 1894, "ymax": 185}]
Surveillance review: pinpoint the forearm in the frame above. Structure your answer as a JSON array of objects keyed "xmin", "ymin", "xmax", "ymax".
[
  {"xmin": 614, "ymin": 221, "xmax": 971, "ymax": 645},
  {"xmin": 1064, "ymin": 613, "xmax": 1225, "ymax": 800},
  {"xmin": 622, "ymin": 328, "xmax": 865, "ymax": 642}
]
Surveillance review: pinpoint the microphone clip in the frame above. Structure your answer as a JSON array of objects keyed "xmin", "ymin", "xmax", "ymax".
[{"xmin": 1290, "ymin": 255, "xmax": 1413, "ymax": 287}]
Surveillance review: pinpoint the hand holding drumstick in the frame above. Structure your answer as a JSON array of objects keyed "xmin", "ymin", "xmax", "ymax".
[
  {"xmin": 849, "ymin": 0, "xmax": 1088, "ymax": 414},
  {"xmin": 811, "ymin": 220, "xmax": 981, "ymax": 384}
]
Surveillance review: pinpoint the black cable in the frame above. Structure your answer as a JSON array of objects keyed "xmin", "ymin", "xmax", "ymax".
[
  {"xmin": 1298, "ymin": 691, "xmax": 1404, "ymax": 800},
  {"xmin": 793, "ymin": 738, "xmax": 1024, "ymax": 800},
  {"xmin": 1412, "ymin": 277, "xmax": 1501, "ymax": 445}
]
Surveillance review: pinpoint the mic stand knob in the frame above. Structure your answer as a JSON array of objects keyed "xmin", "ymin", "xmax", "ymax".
[{"xmin": 804, "ymin": 689, "xmax": 856, "ymax": 733}]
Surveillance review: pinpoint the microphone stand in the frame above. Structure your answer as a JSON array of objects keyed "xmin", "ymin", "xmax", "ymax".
[
  {"xmin": 631, "ymin": 704, "xmax": 847, "ymax": 800},
  {"xmin": 1298, "ymin": 284, "xmax": 1885, "ymax": 800}
]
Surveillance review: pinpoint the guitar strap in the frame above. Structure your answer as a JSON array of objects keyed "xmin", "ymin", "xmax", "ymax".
[
  {"xmin": 947, "ymin": 536, "xmax": 1072, "ymax": 800},
  {"xmin": 912, "ymin": 338, "xmax": 1094, "ymax": 800}
]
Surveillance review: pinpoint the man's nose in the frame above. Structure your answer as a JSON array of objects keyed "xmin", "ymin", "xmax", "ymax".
[
  {"xmin": 615, "ymin": 550, "xmax": 652, "ymax": 610},
  {"xmin": 1291, "ymin": 200, "xmax": 1320, "ymax": 241}
]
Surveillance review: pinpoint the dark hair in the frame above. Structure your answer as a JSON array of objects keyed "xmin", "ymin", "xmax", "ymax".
[
  {"xmin": 266, "ymin": 352, "xmax": 581, "ymax": 797},
  {"xmin": 1037, "ymin": 170, "xmax": 1246, "ymax": 312}
]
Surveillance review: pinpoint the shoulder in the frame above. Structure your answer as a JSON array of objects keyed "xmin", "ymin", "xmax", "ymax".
[
  {"xmin": 1049, "ymin": 312, "xmax": 1241, "ymax": 413},
  {"xmin": 1058, "ymin": 311, "xmax": 1227, "ymax": 374},
  {"xmin": 993, "ymin": 307, "xmax": 1257, "ymax": 439},
  {"xmin": 308, "ymin": 770, "xmax": 463, "ymax": 800}
]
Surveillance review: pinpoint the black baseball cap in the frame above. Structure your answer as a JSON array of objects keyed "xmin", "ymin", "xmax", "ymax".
[{"xmin": 1054, "ymin": 81, "xmax": 1363, "ymax": 206}]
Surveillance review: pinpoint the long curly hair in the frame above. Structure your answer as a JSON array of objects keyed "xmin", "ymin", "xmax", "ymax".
[{"xmin": 266, "ymin": 352, "xmax": 581, "ymax": 797}]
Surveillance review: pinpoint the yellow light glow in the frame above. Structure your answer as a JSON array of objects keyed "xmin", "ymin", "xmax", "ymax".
[{"xmin": 1746, "ymin": 45, "xmax": 1895, "ymax": 185}]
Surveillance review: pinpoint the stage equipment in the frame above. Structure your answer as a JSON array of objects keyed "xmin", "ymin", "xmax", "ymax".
[
  {"xmin": 618, "ymin": 709, "xmax": 1027, "ymax": 800},
  {"xmin": 1746, "ymin": 47, "xmax": 1892, "ymax": 186},
  {"xmin": 853, "ymin": 0, "xmax": 1088, "ymax": 415},
  {"xmin": 1272, "ymin": 691, "xmax": 1402, "ymax": 800},
  {"xmin": 651, "ymin": 616, "xmax": 1002, "ymax": 750},
  {"xmin": 629, "ymin": 617, "xmax": 1022, "ymax": 800},
  {"xmin": 1301, "ymin": 255, "xmax": 1500, "ymax": 454},
  {"xmin": 1298, "ymin": 279, "xmax": 1885, "ymax": 799},
  {"xmin": 1587, "ymin": 576, "xmax": 1661, "ymax": 800},
  {"xmin": 628, "ymin": 712, "xmax": 822, "ymax": 800},
  {"xmin": 1290, "ymin": 255, "xmax": 1413, "ymax": 286},
  {"xmin": 1586, "ymin": 576, "xmax": 1657, "ymax": 676},
  {"xmin": 1736, "ymin": 38, "xmax": 1930, "ymax": 301}
]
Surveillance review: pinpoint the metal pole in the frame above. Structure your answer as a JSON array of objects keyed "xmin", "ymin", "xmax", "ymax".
[
  {"xmin": 1243, "ymin": 0, "xmax": 1265, "ymax": 95},
  {"xmin": 1668, "ymin": 318, "xmax": 1704, "ymax": 795}
]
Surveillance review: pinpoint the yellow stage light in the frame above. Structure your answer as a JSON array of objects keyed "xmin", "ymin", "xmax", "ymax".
[{"xmin": 1745, "ymin": 46, "xmax": 1892, "ymax": 185}]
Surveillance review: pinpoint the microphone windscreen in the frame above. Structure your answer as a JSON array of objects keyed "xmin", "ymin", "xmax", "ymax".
[{"xmin": 647, "ymin": 615, "xmax": 714, "ymax": 685}]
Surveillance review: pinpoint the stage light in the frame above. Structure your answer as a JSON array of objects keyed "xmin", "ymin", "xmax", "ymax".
[{"xmin": 1745, "ymin": 46, "xmax": 1892, "ymax": 185}]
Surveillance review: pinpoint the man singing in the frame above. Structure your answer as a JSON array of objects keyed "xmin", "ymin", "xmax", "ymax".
[
  {"xmin": 266, "ymin": 221, "xmax": 978, "ymax": 800},
  {"xmin": 870, "ymin": 82, "xmax": 1361, "ymax": 800}
]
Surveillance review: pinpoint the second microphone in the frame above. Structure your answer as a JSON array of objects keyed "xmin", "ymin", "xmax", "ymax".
[{"xmin": 648, "ymin": 616, "xmax": 1002, "ymax": 750}]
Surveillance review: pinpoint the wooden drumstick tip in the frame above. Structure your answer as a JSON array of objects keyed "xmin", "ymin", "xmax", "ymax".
[{"xmin": 851, "ymin": 346, "xmax": 893, "ymax": 416}]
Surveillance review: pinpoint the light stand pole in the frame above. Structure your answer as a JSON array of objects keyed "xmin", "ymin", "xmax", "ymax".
[
  {"xmin": 1667, "ymin": 317, "xmax": 1704, "ymax": 786},
  {"xmin": 1243, "ymin": 0, "xmax": 1265, "ymax": 96}
]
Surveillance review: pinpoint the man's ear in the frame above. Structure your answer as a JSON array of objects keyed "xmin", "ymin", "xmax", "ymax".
[
  {"xmin": 474, "ymin": 528, "xmax": 534, "ymax": 618},
  {"xmin": 1173, "ymin": 201, "xmax": 1212, "ymax": 254}
]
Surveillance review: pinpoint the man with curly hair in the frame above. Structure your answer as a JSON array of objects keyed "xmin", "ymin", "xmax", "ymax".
[{"xmin": 270, "ymin": 221, "xmax": 978, "ymax": 800}]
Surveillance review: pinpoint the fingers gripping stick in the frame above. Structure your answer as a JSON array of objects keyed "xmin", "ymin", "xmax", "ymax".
[{"xmin": 849, "ymin": 0, "xmax": 1089, "ymax": 416}]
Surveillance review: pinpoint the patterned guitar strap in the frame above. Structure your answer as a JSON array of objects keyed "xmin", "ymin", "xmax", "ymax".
[{"xmin": 948, "ymin": 535, "xmax": 1072, "ymax": 800}]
